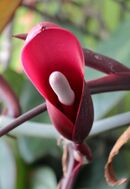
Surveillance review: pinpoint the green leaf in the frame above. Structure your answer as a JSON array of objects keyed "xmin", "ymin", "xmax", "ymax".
[
  {"xmin": 30, "ymin": 167, "xmax": 57, "ymax": 189},
  {"xmin": 97, "ymin": 18, "xmax": 130, "ymax": 66},
  {"xmin": 18, "ymin": 136, "xmax": 60, "ymax": 163},
  {"xmin": 102, "ymin": 0, "xmax": 120, "ymax": 31},
  {"xmin": 20, "ymin": 80, "xmax": 50, "ymax": 123},
  {"xmin": 4, "ymin": 68, "xmax": 25, "ymax": 96},
  {"xmin": 0, "ymin": 138, "xmax": 16, "ymax": 189}
]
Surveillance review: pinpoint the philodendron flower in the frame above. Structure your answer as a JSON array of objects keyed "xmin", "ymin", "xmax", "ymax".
[{"xmin": 21, "ymin": 22, "xmax": 94, "ymax": 144}]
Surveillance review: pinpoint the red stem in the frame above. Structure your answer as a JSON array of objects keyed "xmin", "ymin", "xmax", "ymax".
[
  {"xmin": 83, "ymin": 48, "xmax": 130, "ymax": 74},
  {"xmin": 88, "ymin": 73, "xmax": 130, "ymax": 94},
  {"xmin": 0, "ymin": 103, "xmax": 46, "ymax": 137},
  {"xmin": 58, "ymin": 143, "xmax": 83, "ymax": 189}
]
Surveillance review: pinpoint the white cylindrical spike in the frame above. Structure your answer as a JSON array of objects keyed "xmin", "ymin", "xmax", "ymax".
[{"xmin": 49, "ymin": 71, "xmax": 75, "ymax": 106}]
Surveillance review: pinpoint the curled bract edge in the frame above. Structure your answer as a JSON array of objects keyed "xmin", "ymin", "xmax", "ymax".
[{"xmin": 105, "ymin": 126, "xmax": 130, "ymax": 186}]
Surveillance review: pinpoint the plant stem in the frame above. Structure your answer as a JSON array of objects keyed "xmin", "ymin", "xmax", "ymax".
[
  {"xmin": 84, "ymin": 48, "xmax": 130, "ymax": 74},
  {"xmin": 0, "ymin": 103, "xmax": 46, "ymax": 137},
  {"xmin": 0, "ymin": 112, "xmax": 130, "ymax": 138},
  {"xmin": 88, "ymin": 73, "xmax": 130, "ymax": 94},
  {"xmin": 0, "ymin": 115, "xmax": 57, "ymax": 138},
  {"xmin": 89, "ymin": 111, "xmax": 130, "ymax": 137}
]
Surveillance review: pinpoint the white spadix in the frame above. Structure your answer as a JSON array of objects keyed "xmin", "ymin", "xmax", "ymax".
[{"xmin": 49, "ymin": 71, "xmax": 75, "ymax": 106}]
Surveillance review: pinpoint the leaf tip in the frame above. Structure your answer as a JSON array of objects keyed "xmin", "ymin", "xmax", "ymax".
[
  {"xmin": 12, "ymin": 33, "xmax": 27, "ymax": 40},
  {"xmin": 105, "ymin": 162, "xmax": 127, "ymax": 186}
]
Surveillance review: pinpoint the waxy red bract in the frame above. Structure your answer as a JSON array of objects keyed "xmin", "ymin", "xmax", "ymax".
[{"xmin": 21, "ymin": 22, "xmax": 93, "ymax": 143}]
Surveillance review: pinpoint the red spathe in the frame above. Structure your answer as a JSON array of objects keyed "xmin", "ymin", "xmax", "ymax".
[{"xmin": 21, "ymin": 22, "xmax": 88, "ymax": 141}]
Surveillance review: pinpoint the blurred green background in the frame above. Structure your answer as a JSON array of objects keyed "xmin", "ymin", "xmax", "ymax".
[{"xmin": 0, "ymin": 0, "xmax": 130, "ymax": 189}]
